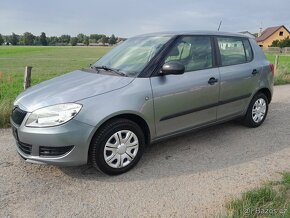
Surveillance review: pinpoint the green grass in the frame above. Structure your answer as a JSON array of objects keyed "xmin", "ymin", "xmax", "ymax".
[
  {"xmin": 223, "ymin": 172, "xmax": 290, "ymax": 218},
  {"xmin": 266, "ymin": 54, "xmax": 290, "ymax": 85},
  {"xmin": 0, "ymin": 46, "xmax": 111, "ymax": 128}
]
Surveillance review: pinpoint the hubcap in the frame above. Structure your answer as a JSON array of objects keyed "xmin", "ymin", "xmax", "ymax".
[
  {"xmin": 252, "ymin": 98, "xmax": 266, "ymax": 123},
  {"xmin": 104, "ymin": 130, "xmax": 139, "ymax": 168}
]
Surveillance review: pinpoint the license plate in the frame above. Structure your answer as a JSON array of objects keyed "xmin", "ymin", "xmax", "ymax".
[{"xmin": 12, "ymin": 126, "xmax": 19, "ymax": 141}]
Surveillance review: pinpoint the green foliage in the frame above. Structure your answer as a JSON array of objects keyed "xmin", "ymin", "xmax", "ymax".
[
  {"xmin": 89, "ymin": 34, "xmax": 102, "ymax": 42},
  {"xmin": 224, "ymin": 173, "xmax": 290, "ymax": 218},
  {"xmin": 77, "ymin": 33, "xmax": 85, "ymax": 43},
  {"xmin": 0, "ymin": 33, "xmax": 120, "ymax": 46},
  {"xmin": 271, "ymin": 40, "xmax": 280, "ymax": 47},
  {"xmin": 40, "ymin": 32, "xmax": 48, "ymax": 46},
  {"xmin": 10, "ymin": 33, "xmax": 19, "ymax": 45},
  {"xmin": 100, "ymin": 35, "xmax": 109, "ymax": 44},
  {"xmin": 270, "ymin": 37, "xmax": 290, "ymax": 48},
  {"xmin": 70, "ymin": 37, "xmax": 78, "ymax": 46},
  {"xmin": 109, "ymin": 34, "xmax": 117, "ymax": 45},
  {"xmin": 23, "ymin": 32, "xmax": 35, "ymax": 45},
  {"xmin": 83, "ymin": 37, "xmax": 89, "ymax": 46},
  {"xmin": 266, "ymin": 54, "xmax": 290, "ymax": 85},
  {"xmin": 59, "ymin": 35, "xmax": 71, "ymax": 44},
  {"xmin": 0, "ymin": 34, "xmax": 3, "ymax": 45},
  {"xmin": 47, "ymin": 36, "xmax": 59, "ymax": 45}
]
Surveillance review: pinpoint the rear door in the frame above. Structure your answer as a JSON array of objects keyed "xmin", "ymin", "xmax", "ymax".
[
  {"xmin": 216, "ymin": 36, "xmax": 259, "ymax": 120},
  {"xmin": 150, "ymin": 36, "xmax": 220, "ymax": 137}
]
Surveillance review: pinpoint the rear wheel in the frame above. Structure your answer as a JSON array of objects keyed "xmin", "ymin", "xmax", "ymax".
[
  {"xmin": 243, "ymin": 93, "xmax": 268, "ymax": 128},
  {"xmin": 89, "ymin": 119, "xmax": 145, "ymax": 175}
]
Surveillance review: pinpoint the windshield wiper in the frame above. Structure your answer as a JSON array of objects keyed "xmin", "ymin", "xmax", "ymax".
[{"xmin": 91, "ymin": 65, "xmax": 127, "ymax": 77}]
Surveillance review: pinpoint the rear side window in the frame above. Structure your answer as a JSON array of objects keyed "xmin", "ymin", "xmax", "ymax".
[
  {"xmin": 243, "ymin": 39, "xmax": 253, "ymax": 61},
  {"xmin": 217, "ymin": 37, "xmax": 250, "ymax": 66},
  {"xmin": 164, "ymin": 36, "xmax": 213, "ymax": 72}
]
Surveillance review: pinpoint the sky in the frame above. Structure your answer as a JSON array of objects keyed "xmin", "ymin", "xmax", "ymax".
[{"xmin": 1, "ymin": 0, "xmax": 290, "ymax": 38}]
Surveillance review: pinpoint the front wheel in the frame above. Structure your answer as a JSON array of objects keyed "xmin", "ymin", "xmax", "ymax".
[
  {"xmin": 243, "ymin": 93, "xmax": 269, "ymax": 128},
  {"xmin": 89, "ymin": 119, "xmax": 145, "ymax": 175}
]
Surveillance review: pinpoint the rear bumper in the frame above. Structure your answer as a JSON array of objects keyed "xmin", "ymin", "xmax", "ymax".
[{"xmin": 11, "ymin": 116, "xmax": 95, "ymax": 166}]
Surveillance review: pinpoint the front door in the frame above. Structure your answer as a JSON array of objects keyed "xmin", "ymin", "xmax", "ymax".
[{"xmin": 150, "ymin": 36, "xmax": 220, "ymax": 137}]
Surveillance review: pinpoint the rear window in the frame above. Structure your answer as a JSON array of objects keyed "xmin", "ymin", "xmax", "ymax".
[{"xmin": 217, "ymin": 37, "xmax": 253, "ymax": 66}]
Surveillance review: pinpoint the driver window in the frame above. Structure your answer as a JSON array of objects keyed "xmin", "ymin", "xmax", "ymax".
[{"xmin": 164, "ymin": 36, "xmax": 213, "ymax": 72}]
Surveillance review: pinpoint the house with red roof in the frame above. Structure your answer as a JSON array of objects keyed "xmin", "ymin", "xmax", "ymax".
[{"xmin": 256, "ymin": 25, "xmax": 290, "ymax": 47}]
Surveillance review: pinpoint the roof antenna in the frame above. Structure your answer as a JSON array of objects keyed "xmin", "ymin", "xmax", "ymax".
[
  {"xmin": 218, "ymin": 20, "xmax": 222, "ymax": 31},
  {"xmin": 258, "ymin": 21, "xmax": 263, "ymax": 37}
]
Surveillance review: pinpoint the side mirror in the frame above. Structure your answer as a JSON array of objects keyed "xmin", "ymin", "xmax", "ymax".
[{"xmin": 160, "ymin": 61, "xmax": 185, "ymax": 75}]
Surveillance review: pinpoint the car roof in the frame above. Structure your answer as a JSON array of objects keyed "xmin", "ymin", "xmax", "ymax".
[{"xmin": 134, "ymin": 30, "xmax": 249, "ymax": 38}]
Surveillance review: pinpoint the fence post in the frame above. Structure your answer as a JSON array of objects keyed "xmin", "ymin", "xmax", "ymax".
[
  {"xmin": 274, "ymin": 55, "xmax": 279, "ymax": 73},
  {"xmin": 24, "ymin": 66, "xmax": 32, "ymax": 90}
]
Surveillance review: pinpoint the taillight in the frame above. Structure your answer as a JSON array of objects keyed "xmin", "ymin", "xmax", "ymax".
[{"xmin": 269, "ymin": 64, "xmax": 274, "ymax": 75}]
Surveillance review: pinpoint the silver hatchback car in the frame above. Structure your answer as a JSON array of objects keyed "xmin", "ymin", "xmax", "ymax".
[{"xmin": 11, "ymin": 31, "xmax": 274, "ymax": 175}]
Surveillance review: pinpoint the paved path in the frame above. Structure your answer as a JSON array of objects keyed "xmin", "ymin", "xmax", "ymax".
[{"xmin": 1, "ymin": 85, "xmax": 290, "ymax": 217}]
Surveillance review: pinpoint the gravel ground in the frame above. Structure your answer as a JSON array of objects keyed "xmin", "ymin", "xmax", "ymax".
[{"xmin": 1, "ymin": 84, "xmax": 290, "ymax": 218}]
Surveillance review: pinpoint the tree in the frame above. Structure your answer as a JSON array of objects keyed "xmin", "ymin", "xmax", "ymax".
[
  {"xmin": 47, "ymin": 36, "xmax": 59, "ymax": 45},
  {"xmin": 23, "ymin": 32, "xmax": 35, "ymax": 45},
  {"xmin": 89, "ymin": 34, "xmax": 102, "ymax": 43},
  {"xmin": 59, "ymin": 35, "xmax": 71, "ymax": 44},
  {"xmin": 70, "ymin": 37, "xmax": 78, "ymax": 46},
  {"xmin": 40, "ymin": 32, "xmax": 48, "ymax": 46},
  {"xmin": 83, "ymin": 36, "xmax": 89, "ymax": 46},
  {"xmin": 77, "ymin": 33, "xmax": 85, "ymax": 43},
  {"xmin": 109, "ymin": 34, "xmax": 117, "ymax": 45},
  {"xmin": 0, "ymin": 34, "xmax": 4, "ymax": 45},
  {"xmin": 33, "ymin": 36, "xmax": 41, "ymax": 45},
  {"xmin": 10, "ymin": 33, "xmax": 19, "ymax": 45},
  {"xmin": 100, "ymin": 35, "xmax": 108, "ymax": 45}
]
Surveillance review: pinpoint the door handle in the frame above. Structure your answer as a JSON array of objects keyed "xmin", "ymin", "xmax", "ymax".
[
  {"xmin": 208, "ymin": 77, "xmax": 218, "ymax": 85},
  {"xmin": 252, "ymin": 69, "xmax": 259, "ymax": 75}
]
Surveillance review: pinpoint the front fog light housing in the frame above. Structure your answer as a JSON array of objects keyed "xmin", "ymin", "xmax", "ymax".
[{"xmin": 25, "ymin": 103, "xmax": 82, "ymax": 127}]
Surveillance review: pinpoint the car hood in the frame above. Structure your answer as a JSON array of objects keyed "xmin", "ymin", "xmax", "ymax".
[{"xmin": 14, "ymin": 69, "xmax": 134, "ymax": 112}]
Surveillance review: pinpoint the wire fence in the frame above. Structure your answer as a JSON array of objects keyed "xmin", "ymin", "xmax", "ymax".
[{"xmin": 0, "ymin": 46, "xmax": 111, "ymax": 127}]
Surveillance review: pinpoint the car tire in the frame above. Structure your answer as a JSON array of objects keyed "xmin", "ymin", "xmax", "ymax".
[
  {"xmin": 89, "ymin": 118, "xmax": 145, "ymax": 175},
  {"xmin": 243, "ymin": 92, "xmax": 269, "ymax": 128}
]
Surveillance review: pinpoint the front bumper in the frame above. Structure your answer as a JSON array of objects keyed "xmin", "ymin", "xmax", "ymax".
[{"xmin": 11, "ymin": 113, "xmax": 95, "ymax": 166}]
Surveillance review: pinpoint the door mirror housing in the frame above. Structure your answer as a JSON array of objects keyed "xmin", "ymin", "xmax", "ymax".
[{"xmin": 160, "ymin": 61, "xmax": 185, "ymax": 75}]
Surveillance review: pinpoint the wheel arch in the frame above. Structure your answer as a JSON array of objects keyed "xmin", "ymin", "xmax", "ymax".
[
  {"xmin": 89, "ymin": 113, "xmax": 151, "ymax": 149},
  {"xmin": 255, "ymin": 87, "xmax": 272, "ymax": 103}
]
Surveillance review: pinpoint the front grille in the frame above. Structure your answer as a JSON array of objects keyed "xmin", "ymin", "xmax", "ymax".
[
  {"xmin": 39, "ymin": 145, "xmax": 74, "ymax": 157},
  {"xmin": 18, "ymin": 141, "xmax": 32, "ymax": 155},
  {"xmin": 11, "ymin": 107, "xmax": 27, "ymax": 126}
]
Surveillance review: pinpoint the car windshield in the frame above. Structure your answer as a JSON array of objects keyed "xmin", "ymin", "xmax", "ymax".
[{"xmin": 93, "ymin": 36, "xmax": 172, "ymax": 77}]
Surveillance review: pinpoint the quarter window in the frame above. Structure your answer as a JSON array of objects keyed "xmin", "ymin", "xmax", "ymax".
[
  {"xmin": 243, "ymin": 39, "xmax": 253, "ymax": 61},
  {"xmin": 164, "ymin": 36, "xmax": 213, "ymax": 72},
  {"xmin": 217, "ymin": 37, "xmax": 247, "ymax": 66}
]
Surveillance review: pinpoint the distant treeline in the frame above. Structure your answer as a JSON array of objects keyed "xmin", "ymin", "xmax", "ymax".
[{"xmin": 0, "ymin": 32, "xmax": 124, "ymax": 46}]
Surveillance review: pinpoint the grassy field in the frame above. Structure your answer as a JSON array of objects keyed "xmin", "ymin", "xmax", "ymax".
[
  {"xmin": 0, "ymin": 46, "xmax": 111, "ymax": 127},
  {"xmin": 224, "ymin": 172, "xmax": 290, "ymax": 218},
  {"xmin": 266, "ymin": 54, "xmax": 290, "ymax": 85},
  {"xmin": 0, "ymin": 47, "xmax": 290, "ymax": 128}
]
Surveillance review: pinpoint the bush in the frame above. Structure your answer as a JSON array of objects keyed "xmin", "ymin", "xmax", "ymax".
[{"xmin": 271, "ymin": 37, "xmax": 290, "ymax": 48}]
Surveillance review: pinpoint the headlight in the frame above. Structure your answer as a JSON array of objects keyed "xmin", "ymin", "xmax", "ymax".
[{"xmin": 25, "ymin": 103, "xmax": 82, "ymax": 127}]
